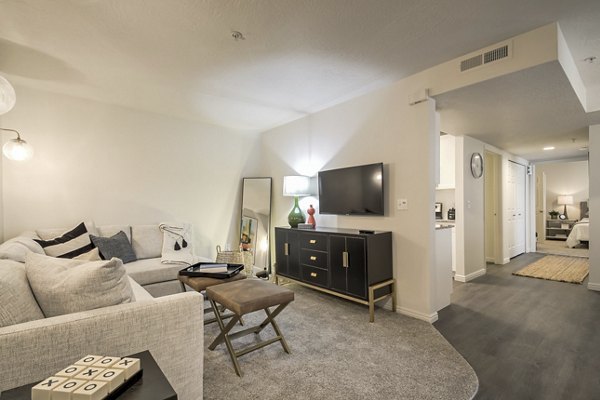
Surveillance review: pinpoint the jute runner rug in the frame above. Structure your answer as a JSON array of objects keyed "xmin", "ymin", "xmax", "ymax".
[{"xmin": 513, "ymin": 255, "xmax": 589, "ymax": 284}]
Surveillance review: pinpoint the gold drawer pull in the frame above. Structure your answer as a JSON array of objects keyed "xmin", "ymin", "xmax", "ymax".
[
  {"xmin": 310, "ymin": 256, "xmax": 317, "ymax": 261},
  {"xmin": 342, "ymin": 251, "xmax": 349, "ymax": 268},
  {"xmin": 309, "ymin": 239, "xmax": 317, "ymax": 244},
  {"xmin": 310, "ymin": 272, "xmax": 317, "ymax": 278},
  {"xmin": 284, "ymin": 243, "xmax": 289, "ymax": 256}
]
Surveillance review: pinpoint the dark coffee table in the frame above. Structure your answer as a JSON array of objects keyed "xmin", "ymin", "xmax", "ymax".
[{"xmin": 1, "ymin": 350, "xmax": 176, "ymax": 400}]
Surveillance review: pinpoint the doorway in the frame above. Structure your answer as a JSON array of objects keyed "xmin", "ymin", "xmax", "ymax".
[{"xmin": 507, "ymin": 161, "xmax": 527, "ymax": 258}]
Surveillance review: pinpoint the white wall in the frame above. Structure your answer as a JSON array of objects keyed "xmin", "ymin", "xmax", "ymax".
[
  {"xmin": 454, "ymin": 136, "xmax": 486, "ymax": 281},
  {"xmin": 1, "ymin": 86, "xmax": 261, "ymax": 257},
  {"xmin": 261, "ymin": 82, "xmax": 439, "ymax": 322},
  {"xmin": 589, "ymin": 125, "xmax": 600, "ymax": 291},
  {"xmin": 535, "ymin": 160, "xmax": 589, "ymax": 221}
]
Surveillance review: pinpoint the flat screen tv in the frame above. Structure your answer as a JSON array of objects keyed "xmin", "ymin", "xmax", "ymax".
[{"xmin": 318, "ymin": 163, "xmax": 384, "ymax": 216}]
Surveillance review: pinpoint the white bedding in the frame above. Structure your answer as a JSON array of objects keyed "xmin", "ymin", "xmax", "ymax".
[{"xmin": 566, "ymin": 218, "xmax": 589, "ymax": 248}]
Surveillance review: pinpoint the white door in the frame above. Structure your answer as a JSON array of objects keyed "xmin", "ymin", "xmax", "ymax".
[
  {"xmin": 508, "ymin": 161, "xmax": 526, "ymax": 258},
  {"xmin": 535, "ymin": 172, "xmax": 547, "ymax": 243}
]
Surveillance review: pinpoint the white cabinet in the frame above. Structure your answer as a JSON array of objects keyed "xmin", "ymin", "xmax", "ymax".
[{"xmin": 437, "ymin": 134, "xmax": 455, "ymax": 189}]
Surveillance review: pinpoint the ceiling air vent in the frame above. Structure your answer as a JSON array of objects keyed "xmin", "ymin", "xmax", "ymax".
[
  {"xmin": 459, "ymin": 41, "xmax": 512, "ymax": 73},
  {"xmin": 460, "ymin": 55, "xmax": 483, "ymax": 72},
  {"xmin": 484, "ymin": 45, "xmax": 509, "ymax": 64}
]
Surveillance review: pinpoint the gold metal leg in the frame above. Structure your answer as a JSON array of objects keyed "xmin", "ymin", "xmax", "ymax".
[{"xmin": 368, "ymin": 286, "xmax": 375, "ymax": 323}]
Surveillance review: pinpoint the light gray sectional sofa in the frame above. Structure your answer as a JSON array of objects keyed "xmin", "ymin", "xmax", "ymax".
[{"xmin": 0, "ymin": 223, "xmax": 209, "ymax": 399}]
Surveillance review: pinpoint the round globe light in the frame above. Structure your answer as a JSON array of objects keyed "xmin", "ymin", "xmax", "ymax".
[
  {"xmin": 0, "ymin": 75, "xmax": 16, "ymax": 115},
  {"xmin": 3, "ymin": 136, "xmax": 33, "ymax": 161}
]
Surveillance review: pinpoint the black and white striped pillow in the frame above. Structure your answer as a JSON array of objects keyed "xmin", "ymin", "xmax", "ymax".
[{"xmin": 34, "ymin": 222, "xmax": 96, "ymax": 259}]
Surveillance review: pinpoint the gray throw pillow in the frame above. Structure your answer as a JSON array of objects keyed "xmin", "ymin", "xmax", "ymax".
[
  {"xmin": 25, "ymin": 253, "xmax": 135, "ymax": 318},
  {"xmin": 0, "ymin": 260, "xmax": 45, "ymax": 327},
  {"xmin": 90, "ymin": 231, "xmax": 137, "ymax": 264}
]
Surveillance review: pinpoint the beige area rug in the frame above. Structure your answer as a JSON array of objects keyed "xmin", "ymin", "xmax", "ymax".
[
  {"xmin": 536, "ymin": 240, "xmax": 589, "ymax": 258},
  {"xmin": 513, "ymin": 255, "xmax": 589, "ymax": 284}
]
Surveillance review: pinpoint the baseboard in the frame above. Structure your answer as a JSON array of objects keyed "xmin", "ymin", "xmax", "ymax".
[
  {"xmin": 588, "ymin": 282, "xmax": 600, "ymax": 291},
  {"xmin": 397, "ymin": 307, "xmax": 438, "ymax": 323},
  {"xmin": 485, "ymin": 257, "xmax": 495, "ymax": 263},
  {"xmin": 454, "ymin": 268, "xmax": 486, "ymax": 283},
  {"xmin": 503, "ymin": 257, "xmax": 510, "ymax": 264}
]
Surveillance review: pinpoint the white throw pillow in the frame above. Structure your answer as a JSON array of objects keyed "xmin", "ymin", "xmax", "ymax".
[
  {"xmin": 25, "ymin": 253, "xmax": 135, "ymax": 318},
  {"xmin": 159, "ymin": 223, "xmax": 194, "ymax": 265},
  {"xmin": 0, "ymin": 236, "xmax": 45, "ymax": 263},
  {"xmin": 0, "ymin": 260, "xmax": 45, "ymax": 327}
]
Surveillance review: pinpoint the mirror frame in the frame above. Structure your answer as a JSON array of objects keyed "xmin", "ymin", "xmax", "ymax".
[{"xmin": 240, "ymin": 177, "xmax": 273, "ymax": 274}]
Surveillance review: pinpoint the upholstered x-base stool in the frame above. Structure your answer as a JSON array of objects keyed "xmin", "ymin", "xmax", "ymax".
[
  {"xmin": 178, "ymin": 273, "xmax": 247, "ymax": 325},
  {"xmin": 206, "ymin": 279, "xmax": 294, "ymax": 376}
]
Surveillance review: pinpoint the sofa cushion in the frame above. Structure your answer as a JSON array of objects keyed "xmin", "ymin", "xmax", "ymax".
[
  {"xmin": 125, "ymin": 256, "xmax": 212, "ymax": 286},
  {"xmin": 36, "ymin": 221, "xmax": 98, "ymax": 240},
  {"xmin": 34, "ymin": 222, "xmax": 96, "ymax": 259},
  {"xmin": 124, "ymin": 258, "xmax": 181, "ymax": 286},
  {"xmin": 98, "ymin": 225, "xmax": 132, "ymax": 243},
  {"xmin": 91, "ymin": 231, "xmax": 137, "ymax": 264},
  {"xmin": 0, "ymin": 236, "xmax": 45, "ymax": 263},
  {"xmin": 25, "ymin": 253, "xmax": 135, "ymax": 318},
  {"xmin": 131, "ymin": 225, "xmax": 163, "ymax": 260},
  {"xmin": 0, "ymin": 260, "xmax": 45, "ymax": 328}
]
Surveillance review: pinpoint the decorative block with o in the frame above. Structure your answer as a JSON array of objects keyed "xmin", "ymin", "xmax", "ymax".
[
  {"xmin": 31, "ymin": 376, "xmax": 67, "ymax": 400},
  {"xmin": 72, "ymin": 380, "xmax": 109, "ymax": 400}
]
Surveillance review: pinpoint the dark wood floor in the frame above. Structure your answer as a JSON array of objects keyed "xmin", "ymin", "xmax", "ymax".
[{"xmin": 434, "ymin": 253, "xmax": 600, "ymax": 400}]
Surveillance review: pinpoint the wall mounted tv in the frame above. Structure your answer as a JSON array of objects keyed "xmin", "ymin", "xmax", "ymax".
[{"xmin": 318, "ymin": 162, "xmax": 384, "ymax": 216}]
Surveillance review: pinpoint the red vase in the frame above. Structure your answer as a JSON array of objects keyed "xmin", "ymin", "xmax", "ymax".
[{"xmin": 307, "ymin": 204, "xmax": 316, "ymax": 227}]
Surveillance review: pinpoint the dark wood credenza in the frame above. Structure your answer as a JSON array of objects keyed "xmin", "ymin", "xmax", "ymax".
[{"xmin": 274, "ymin": 227, "xmax": 395, "ymax": 322}]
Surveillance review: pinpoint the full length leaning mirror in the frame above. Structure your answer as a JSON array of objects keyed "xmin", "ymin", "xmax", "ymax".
[{"xmin": 240, "ymin": 177, "xmax": 272, "ymax": 274}]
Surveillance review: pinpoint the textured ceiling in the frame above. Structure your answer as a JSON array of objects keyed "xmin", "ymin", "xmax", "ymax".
[
  {"xmin": 435, "ymin": 62, "xmax": 591, "ymax": 162},
  {"xmin": 0, "ymin": 0, "xmax": 598, "ymax": 133}
]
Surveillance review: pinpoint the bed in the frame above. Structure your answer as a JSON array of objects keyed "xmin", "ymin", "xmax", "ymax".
[{"xmin": 566, "ymin": 201, "xmax": 589, "ymax": 248}]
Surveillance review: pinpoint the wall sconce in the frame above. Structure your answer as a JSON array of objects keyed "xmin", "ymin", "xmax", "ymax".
[
  {"xmin": 1, "ymin": 128, "xmax": 34, "ymax": 161},
  {"xmin": 283, "ymin": 175, "xmax": 311, "ymax": 228}
]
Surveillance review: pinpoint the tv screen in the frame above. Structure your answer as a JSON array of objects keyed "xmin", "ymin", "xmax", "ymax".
[{"xmin": 318, "ymin": 163, "xmax": 384, "ymax": 215}]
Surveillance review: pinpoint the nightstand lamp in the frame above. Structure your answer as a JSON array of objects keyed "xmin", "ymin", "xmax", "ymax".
[
  {"xmin": 557, "ymin": 195, "xmax": 573, "ymax": 220},
  {"xmin": 283, "ymin": 175, "xmax": 311, "ymax": 228}
]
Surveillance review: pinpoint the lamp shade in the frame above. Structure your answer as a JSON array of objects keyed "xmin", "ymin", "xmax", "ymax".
[
  {"xmin": 3, "ymin": 137, "xmax": 33, "ymax": 161},
  {"xmin": 557, "ymin": 195, "xmax": 573, "ymax": 206},
  {"xmin": 0, "ymin": 75, "xmax": 16, "ymax": 115},
  {"xmin": 283, "ymin": 175, "xmax": 311, "ymax": 197}
]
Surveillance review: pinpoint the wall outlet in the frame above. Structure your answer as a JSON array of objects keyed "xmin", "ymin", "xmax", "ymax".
[{"xmin": 397, "ymin": 198, "xmax": 408, "ymax": 210}]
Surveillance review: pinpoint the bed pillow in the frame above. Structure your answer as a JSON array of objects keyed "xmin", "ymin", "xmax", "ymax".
[
  {"xmin": 90, "ymin": 231, "xmax": 137, "ymax": 264},
  {"xmin": 33, "ymin": 222, "xmax": 96, "ymax": 259},
  {"xmin": 0, "ymin": 260, "xmax": 45, "ymax": 327},
  {"xmin": 25, "ymin": 253, "xmax": 135, "ymax": 318}
]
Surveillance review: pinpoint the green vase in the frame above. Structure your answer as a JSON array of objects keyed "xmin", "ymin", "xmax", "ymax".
[{"xmin": 288, "ymin": 196, "xmax": 305, "ymax": 228}]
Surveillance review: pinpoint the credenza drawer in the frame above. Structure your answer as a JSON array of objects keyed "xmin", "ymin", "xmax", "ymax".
[
  {"xmin": 300, "ymin": 249, "xmax": 328, "ymax": 269},
  {"xmin": 299, "ymin": 233, "xmax": 328, "ymax": 252},
  {"xmin": 301, "ymin": 265, "xmax": 328, "ymax": 288}
]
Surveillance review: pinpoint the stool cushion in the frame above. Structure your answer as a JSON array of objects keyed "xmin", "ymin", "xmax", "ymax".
[
  {"xmin": 178, "ymin": 272, "xmax": 246, "ymax": 292},
  {"xmin": 207, "ymin": 280, "xmax": 294, "ymax": 316}
]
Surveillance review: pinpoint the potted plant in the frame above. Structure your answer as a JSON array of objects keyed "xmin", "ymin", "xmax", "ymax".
[{"xmin": 549, "ymin": 210, "xmax": 559, "ymax": 219}]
